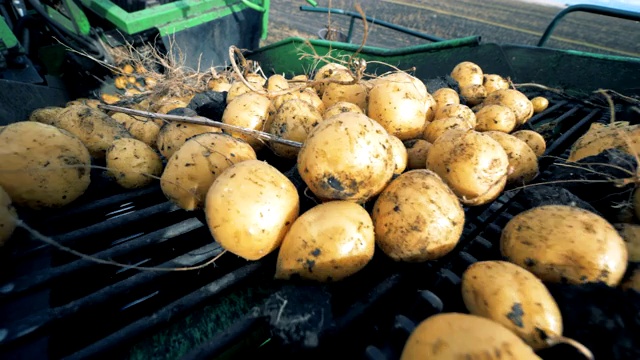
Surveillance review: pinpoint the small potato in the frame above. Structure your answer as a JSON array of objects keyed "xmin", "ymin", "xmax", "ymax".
[
  {"xmin": 106, "ymin": 138, "xmax": 162, "ymax": 189},
  {"xmin": 101, "ymin": 93, "xmax": 121, "ymax": 105},
  {"xmin": 272, "ymin": 87, "xmax": 325, "ymax": 114},
  {"xmin": 432, "ymin": 88, "xmax": 459, "ymax": 111},
  {"xmin": 221, "ymin": 92, "xmax": 275, "ymax": 150},
  {"xmin": 512, "ymin": 130, "xmax": 546, "ymax": 157},
  {"xmin": 275, "ymin": 200, "xmax": 374, "ymax": 282},
  {"xmin": 450, "ymin": 61, "xmax": 484, "ymax": 88},
  {"xmin": 267, "ymin": 74, "xmax": 289, "ymax": 92},
  {"xmin": 613, "ymin": 223, "xmax": 640, "ymax": 262},
  {"xmin": 161, "ymin": 133, "xmax": 257, "ymax": 210},
  {"xmin": 483, "ymin": 74, "xmax": 510, "ymax": 94},
  {"xmin": 321, "ymin": 68, "xmax": 368, "ymax": 111},
  {"xmin": 388, "ymin": 135, "xmax": 408, "ymax": 175},
  {"xmin": 0, "ymin": 186, "xmax": 18, "ymax": 246},
  {"xmin": 206, "ymin": 159, "xmax": 299, "ymax": 260},
  {"xmin": 400, "ymin": 313, "xmax": 541, "ymax": 360},
  {"xmin": 268, "ymin": 99, "xmax": 323, "ymax": 158},
  {"xmin": 531, "ymin": 96, "xmax": 549, "ymax": 113},
  {"xmin": 475, "ymin": 104, "xmax": 517, "ymax": 133},
  {"xmin": 114, "ymin": 76, "xmax": 128, "ymax": 89},
  {"xmin": 423, "ymin": 117, "xmax": 473, "ymax": 143},
  {"xmin": 312, "ymin": 62, "xmax": 349, "ymax": 97},
  {"xmin": 111, "ymin": 113, "xmax": 161, "ymax": 148},
  {"xmin": 29, "ymin": 106, "xmax": 63, "ymax": 126},
  {"xmin": 65, "ymin": 99, "xmax": 101, "ymax": 109},
  {"xmin": 207, "ymin": 77, "xmax": 232, "ymax": 92},
  {"xmin": 373, "ymin": 169, "xmax": 464, "ymax": 262},
  {"xmin": 485, "ymin": 131, "xmax": 539, "ymax": 184},
  {"xmin": 434, "ymin": 103, "xmax": 476, "ymax": 127},
  {"xmin": 226, "ymin": 74, "xmax": 266, "ymax": 103},
  {"xmin": 501, "ymin": 205, "xmax": 629, "ymax": 286},
  {"xmin": 459, "ymin": 84, "xmax": 487, "ymax": 106},
  {"xmin": 291, "ymin": 74, "xmax": 308, "ymax": 82},
  {"xmin": 483, "ymin": 89, "xmax": 534, "ymax": 125},
  {"xmin": 323, "ymin": 101, "xmax": 364, "ymax": 120},
  {"xmin": 156, "ymin": 121, "xmax": 222, "ymax": 159},
  {"xmin": 404, "ymin": 139, "xmax": 431, "ymax": 170}
]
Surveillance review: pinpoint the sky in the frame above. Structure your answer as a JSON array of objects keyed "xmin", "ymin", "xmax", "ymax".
[{"xmin": 553, "ymin": 0, "xmax": 640, "ymax": 12}]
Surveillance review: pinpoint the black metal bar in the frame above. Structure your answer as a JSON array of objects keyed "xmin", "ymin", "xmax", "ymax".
[
  {"xmin": 538, "ymin": 4, "xmax": 640, "ymax": 47},
  {"xmin": 61, "ymin": 261, "xmax": 267, "ymax": 360},
  {"xmin": 525, "ymin": 99, "xmax": 568, "ymax": 126},
  {"xmin": 544, "ymin": 108, "xmax": 601, "ymax": 156},
  {"xmin": 299, "ymin": 6, "xmax": 445, "ymax": 42}
]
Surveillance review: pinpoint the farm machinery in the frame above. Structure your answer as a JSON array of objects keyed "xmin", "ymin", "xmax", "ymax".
[{"xmin": 1, "ymin": 2, "xmax": 640, "ymax": 360}]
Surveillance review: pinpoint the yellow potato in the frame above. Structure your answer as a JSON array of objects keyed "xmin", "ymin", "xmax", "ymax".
[
  {"xmin": 268, "ymin": 99, "xmax": 323, "ymax": 159},
  {"xmin": 207, "ymin": 77, "xmax": 232, "ymax": 92},
  {"xmin": 205, "ymin": 159, "xmax": 299, "ymax": 260},
  {"xmin": 400, "ymin": 313, "xmax": 541, "ymax": 360},
  {"xmin": 0, "ymin": 185, "xmax": 17, "ymax": 246},
  {"xmin": 226, "ymin": 74, "xmax": 266, "ymax": 103},
  {"xmin": 483, "ymin": 89, "xmax": 534, "ymax": 126},
  {"xmin": 485, "ymin": 131, "xmax": 539, "ymax": 184},
  {"xmin": 266, "ymin": 74, "xmax": 289, "ymax": 92},
  {"xmin": 321, "ymin": 68, "xmax": 368, "ymax": 111},
  {"xmin": 434, "ymin": 103, "xmax": 476, "ymax": 127},
  {"xmin": 272, "ymin": 87, "xmax": 325, "ymax": 114},
  {"xmin": 373, "ymin": 169, "xmax": 464, "ymax": 262},
  {"xmin": 291, "ymin": 74, "xmax": 308, "ymax": 82},
  {"xmin": 460, "ymin": 84, "xmax": 487, "ymax": 106},
  {"xmin": 432, "ymin": 87, "xmax": 460, "ymax": 111},
  {"xmin": 155, "ymin": 99, "xmax": 189, "ymax": 115},
  {"xmin": 531, "ymin": 96, "xmax": 549, "ymax": 113},
  {"xmin": 424, "ymin": 93, "xmax": 437, "ymax": 122},
  {"xmin": 483, "ymin": 74, "xmax": 510, "ymax": 94},
  {"xmin": 221, "ymin": 92, "xmax": 275, "ymax": 150},
  {"xmin": 28, "ymin": 106, "xmax": 64, "ymax": 126},
  {"xmin": 613, "ymin": 223, "xmax": 640, "ymax": 262},
  {"xmin": 512, "ymin": 130, "xmax": 547, "ymax": 157},
  {"xmin": 297, "ymin": 112, "xmax": 395, "ymax": 203},
  {"xmin": 161, "ymin": 133, "xmax": 256, "ymax": 211},
  {"xmin": 65, "ymin": 99, "xmax": 101, "ymax": 109},
  {"xmin": 567, "ymin": 123, "xmax": 640, "ymax": 162},
  {"xmin": 475, "ymin": 104, "xmax": 517, "ymax": 133},
  {"xmin": 323, "ymin": 101, "xmax": 364, "ymax": 120},
  {"xmin": 426, "ymin": 129, "xmax": 509, "ymax": 206},
  {"xmin": 111, "ymin": 113, "xmax": 161, "ymax": 148},
  {"xmin": 388, "ymin": 135, "xmax": 408, "ymax": 175},
  {"xmin": 423, "ymin": 117, "xmax": 473, "ymax": 143},
  {"xmin": 312, "ymin": 62, "xmax": 349, "ymax": 97},
  {"xmin": 501, "ymin": 205, "xmax": 628, "ymax": 286},
  {"xmin": 114, "ymin": 76, "xmax": 128, "ymax": 89},
  {"xmin": 404, "ymin": 139, "xmax": 431, "ymax": 170},
  {"xmin": 156, "ymin": 121, "xmax": 222, "ymax": 159},
  {"xmin": 106, "ymin": 138, "xmax": 163, "ymax": 189},
  {"xmin": 451, "ymin": 61, "xmax": 484, "ymax": 88}
]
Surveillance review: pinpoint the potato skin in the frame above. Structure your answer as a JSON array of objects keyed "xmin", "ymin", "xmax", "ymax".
[
  {"xmin": 432, "ymin": 87, "xmax": 460, "ymax": 111},
  {"xmin": 275, "ymin": 200, "xmax": 374, "ymax": 282},
  {"xmin": 205, "ymin": 160, "xmax": 299, "ymax": 261},
  {"xmin": 423, "ymin": 117, "xmax": 473, "ymax": 143},
  {"xmin": 434, "ymin": 104, "xmax": 476, "ymax": 127},
  {"xmin": 321, "ymin": 68, "xmax": 368, "ymax": 111},
  {"xmin": 323, "ymin": 101, "xmax": 364, "ymax": 120},
  {"xmin": 272, "ymin": 87, "xmax": 325, "ymax": 114},
  {"xmin": 268, "ymin": 99, "xmax": 323, "ymax": 159},
  {"xmin": 400, "ymin": 312, "xmax": 541, "ymax": 360},
  {"xmin": 156, "ymin": 121, "xmax": 222, "ymax": 159},
  {"xmin": 483, "ymin": 89, "xmax": 534, "ymax": 126},
  {"xmin": 462, "ymin": 260, "xmax": 563, "ymax": 350},
  {"xmin": 501, "ymin": 205, "xmax": 628, "ymax": 286},
  {"xmin": 512, "ymin": 130, "xmax": 546, "ymax": 157},
  {"xmin": 388, "ymin": 135, "xmax": 408, "ymax": 175},
  {"xmin": 531, "ymin": 96, "xmax": 549, "ymax": 113},
  {"xmin": 475, "ymin": 104, "xmax": 517, "ymax": 133},
  {"xmin": 29, "ymin": 106, "xmax": 64, "ymax": 126},
  {"xmin": 460, "ymin": 84, "xmax": 487, "ymax": 106},
  {"xmin": 111, "ymin": 113, "xmax": 160, "ymax": 148},
  {"xmin": 0, "ymin": 122, "xmax": 91, "ymax": 209},
  {"xmin": 404, "ymin": 139, "xmax": 431, "ymax": 170},
  {"xmin": 372, "ymin": 169, "xmax": 464, "ymax": 262},
  {"xmin": 483, "ymin": 74, "xmax": 510, "ymax": 94},
  {"xmin": 485, "ymin": 131, "xmax": 539, "ymax": 184},
  {"xmin": 0, "ymin": 186, "xmax": 17, "ymax": 246},
  {"xmin": 450, "ymin": 61, "xmax": 484, "ymax": 88},
  {"xmin": 222, "ymin": 92, "xmax": 274, "ymax": 150},
  {"xmin": 106, "ymin": 138, "xmax": 163, "ymax": 189}
]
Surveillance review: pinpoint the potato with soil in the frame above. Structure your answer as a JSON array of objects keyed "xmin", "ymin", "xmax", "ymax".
[
  {"xmin": 512, "ymin": 130, "xmax": 546, "ymax": 157},
  {"xmin": 501, "ymin": 205, "xmax": 628, "ymax": 286},
  {"xmin": 323, "ymin": 101, "xmax": 363, "ymax": 119},
  {"xmin": 450, "ymin": 61, "xmax": 484, "ymax": 88},
  {"xmin": 111, "ymin": 113, "xmax": 161, "ymax": 148},
  {"xmin": 226, "ymin": 73, "xmax": 266, "ymax": 103},
  {"xmin": 155, "ymin": 99, "xmax": 190, "ymax": 115},
  {"xmin": 297, "ymin": 112, "xmax": 395, "ymax": 203},
  {"xmin": 272, "ymin": 87, "xmax": 325, "ymax": 115},
  {"xmin": 205, "ymin": 159, "xmax": 299, "ymax": 260},
  {"xmin": 475, "ymin": 104, "xmax": 517, "ymax": 133},
  {"xmin": 405, "ymin": 139, "xmax": 431, "ymax": 170},
  {"xmin": 388, "ymin": 135, "xmax": 408, "ymax": 175},
  {"xmin": 66, "ymin": 98, "xmax": 101, "ymax": 109},
  {"xmin": 106, "ymin": 138, "xmax": 163, "ymax": 189},
  {"xmin": 432, "ymin": 87, "xmax": 459, "ymax": 111},
  {"xmin": 312, "ymin": 62, "xmax": 349, "ymax": 96},
  {"xmin": 423, "ymin": 117, "xmax": 473, "ymax": 143},
  {"xmin": 485, "ymin": 131, "xmax": 539, "ymax": 184},
  {"xmin": 483, "ymin": 74, "xmax": 510, "ymax": 94},
  {"xmin": 400, "ymin": 312, "xmax": 541, "ymax": 360},
  {"xmin": 156, "ymin": 121, "xmax": 222, "ymax": 159},
  {"xmin": 0, "ymin": 122, "xmax": 91, "ymax": 209},
  {"xmin": 161, "ymin": 133, "xmax": 257, "ymax": 211},
  {"xmin": 460, "ymin": 84, "xmax": 487, "ymax": 106},
  {"xmin": 275, "ymin": 200, "xmax": 374, "ymax": 282},
  {"xmin": 434, "ymin": 103, "xmax": 476, "ymax": 127},
  {"xmin": 0, "ymin": 185, "xmax": 18, "ymax": 246},
  {"xmin": 367, "ymin": 72, "xmax": 429, "ymax": 140},
  {"xmin": 268, "ymin": 99, "xmax": 323, "ymax": 159},
  {"xmin": 321, "ymin": 67, "xmax": 368, "ymax": 111},
  {"xmin": 266, "ymin": 74, "xmax": 289, "ymax": 92},
  {"xmin": 567, "ymin": 122, "xmax": 640, "ymax": 162},
  {"xmin": 29, "ymin": 106, "xmax": 64, "ymax": 126},
  {"xmin": 426, "ymin": 129, "xmax": 509, "ymax": 206},
  {"xmin": 222, "ymin": 92, "xmax": 275, "ymax": 150},
  {"xmin": 55, "ymin": 105, "xmax": 132, "ymax": 158},
  {"xmin": 373, "ymin": 169, "xmax": 464, "ymax": 262},
  {"xmin": 483, "ymin": 89, "xmax": 534, "ymax": 126}
]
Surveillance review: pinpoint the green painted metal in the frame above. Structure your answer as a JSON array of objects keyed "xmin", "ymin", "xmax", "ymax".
[
  {"xmin": 0, "ymin": 16, "xmax": 18, "ymax": 49},
  {"xmin": 43, "ymin": 0, "xmax": 91, "ymax": 36},
  {"xmin": 156, "ymin": 2, "xmax": 247, "ymax": 36}
]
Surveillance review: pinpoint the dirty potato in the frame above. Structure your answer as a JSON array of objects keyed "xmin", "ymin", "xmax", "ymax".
[
  {"xmin": 432, "ymin": 87, "xmax": 460, "ymax": 111},
  {"xmin": 483, "ymin": 89, "xmax": 534, "ymax": 126},
  {"xmin": 423, "ymin": 117, "xmax": 473, "ymax": 143},
  {"xmin": 434, "ymin": 103, "xmax": 476, "ymax": 127},
  {"xmin": 388, "ymin": 135, "xmax": 408, "ymax": 175},
  {"xmin": 485, "ymin": 131, "xmax": 539, "ymax": 184},
  {"xmin": 323, "ymin": 101, "xmax": 364, "ymax": 120},
  {"xmin": 106, "ymin": 138, "xmax": 163, "ymax": 189},
  {"xmin": 111, "ymin": 113, "xmax": 161, "ymax": 148},
  {"xmin": 474, "ymin": 104, "xmax": 517, "ymax": 133},
  {"xmin": 221, "ymin": 92, "xmax": 275, "ymax": 150},
  {"xmin": 156, "ymin": 121, "xmax": 222, "ymax": 159},
  {"xmin": 450, "ymin": 61, "xmax": 484, "ymax": 88},
  {"xmin": 483, "ymin": 74, "xmax": 510, "ymax": 94},
  {"xmin": 405, "ymin": 139, "xmax": 432, "ymax": 170},
  {"xmin": 268, "ymin": 99, "xmax": 323, "ymax": 158},
  {"xmin": 512, "ymin": 130, "xmax": 547, "ymax": 157},
  {"xmin": 28, "ymin": 106, "xmax": 64, "ymax": 126}
]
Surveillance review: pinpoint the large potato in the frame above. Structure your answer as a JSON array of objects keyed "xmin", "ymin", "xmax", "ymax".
[
  {"xmin": 275, "ymin": 200, "xmax": 374, "ymax": 282},
  {"xmin": 372, "ymin": 169, "xmax": 464, "ymax": 262},
  {"xmin": 400, "ymin": 313, "xmax": 540, "ymax": 360},
  {"xmin": 268, "ymin": 99, "xmax": 323, "ymax": 159},
  {"xmin": 423, "ymin": 117, "xmax": 473, "ymax": 143},
  {"xmin": 205, "ymin": 159, "xmax": 299, "ymax": 260},
  {"xmin": 501, "ymin": 205, "xmax": 628, "ymax": 286},
  {"xmin": 567, "ymin": 122, "xmax": 640, "ymax": 162},
  {"xmin": 0, "ymin": 186, "xmax": 17, "ymax": 246},
  {"xmin": 512, "ymin": 130, "xmax": 547, "ymax": 157},
  {"xmin": 426, "ymin": 129, "xmax": 509, "ymax": 206},
  {"xmin": 483, "ymin": 89, "xmax": 534, "ymax": 126},
  {"xmin": 156, "ymin": 121, "xmax": 222, "ymax": 159},
  {"xmin": 474, "ymin": 104, "xmax": 517, "ymax": 133},
  {"xmin": 106, "ymin": 138, "xmax": 163, "ymax": 189},
  {"xmin": 0, "ymin": 122, "xmax": 91, "ymax": 209},
  {"xmin": 55, "ymin": 105, "xmax": 132, "ymax": 158},
  {"xmin": 111, "ymin": 113, "xmax": 160, "ymax": 148},
  {"xmin": 161, "ymin": 133, "xmax": 257, "ymax": 210},
  {"xmin": 297, "ymin": 112, "xmax": 395, "ymax": 203},
  {"xmin": 222, "ymin": 92, "xmax": 275, "ymax": 150},
  {"xmin": 485, "ymin": 131, "xmax": 539, "ymax": 184},
  {"xmin": 450, "ymin": 61, "xmax": 484, "ymax": 88},
  {"xmin": 434, "ymin": 103, "xmax": 476, "ymax": 127}
]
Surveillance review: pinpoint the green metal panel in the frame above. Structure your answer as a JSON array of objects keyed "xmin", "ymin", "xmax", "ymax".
[
  {"xmin": 157, "ymin": 2, "xmax": 248, "ymax": 36},
  {"xmin": 0, "ymin": 16, "xmax": 18, "ymax": 49}
]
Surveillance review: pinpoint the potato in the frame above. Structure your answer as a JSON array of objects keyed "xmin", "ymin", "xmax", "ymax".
[
  {"xmin": 155, "ymin": 99, "xmax": 189, "ymax": 115},
  {"xmin": 54, "ymin": 105, "xmax": 132, "ymax": 159},
  {"xmin": 512, "ymin": 130, "xmax": 546, "ymax": 157},
  {"xmin": 106, "ymin": 138, "xmax": 162, "ymax": 189},
  {"xmin": 0, "ymin": 122, "xmax": 91, "ymax": 209},
  {"xmin": 297, "ymin": 112, "xmax": 395, "ymax": 203},
  {"xmin": 424, "ymin": 93, "xmax": 437, "ymax": 122},
  {"xmin": 272, "ymin": 87, "xmax": 325, "ymax": 114},
  {"xmin": 483, "ymin": 89, "xmax": 534, "ymax": 126},
  {"xmin": 460, "ymin": 84, "xmax": 487, "ymax": 106},
  {"xmin": 434, "ymin": 103, "xmax": 476, "ymax": 127},
  {"xmin": 373, "ymin": 169, "xmax": 464, "ymax": 262},
  {"xmin": 501, "ymin": 205, "xmax": 629, "ymax": 286},
  {"xmin": 423, "ymin": 117, "xmax": 473, "ymax": 143},
  {"xmin": 567, "ymin": 123, "xmax": 640, "ymax": 162},
  {"xmin": 462, "ymin": 261, "xmax": 564, "ymax": 350},
  {"xmin": 222, "ymin": 92, "xmax": 275, "ymax": 150},
  {"xmin": 475, "ymin": 104, "xmax": 517, "ymax": 133},
  {"xmin": 613, "ymin": 223, "xmax": 640, "ymax": 262},
  {"xmin": 0, "ymin": 185, "xmax": 18, "ymax": 246},
  {"xmin": 312, "ymin": 62, "xmax": 349, "ymax": 97},
  {"xmin": 291, "ymin": 74, "xmax": 308, "ymax": 82},
  {"xmin": 268, "ymin": 99, "xmax": 323, "ymax": 159},
  {"xmin": 388, "ymin": 135, "xmax": 408, "ymax": 175},
  {"xmin": 450, "ymin": 61, "xmax": 484, "ymax": 88},
  {"xmin": 101, "ymin": 93, "xmax": 121, "ymax": 105},
  {"xmin": 483, "ymin": 74, "xmax": 510, "ymax": 94},
  {"xmin": 161, "ymin": 133, "xmax": 256, "ymax": 211},
  {"xmin": 426, "ymin": 129, "xmax": 509, "ymax": 206},
  {"xmin": 432, "ymin": 87, "xmax": 459, "ymax": 111},
  {"xmin": 275, "ymin": 200, "xmax": 374, "ymax": 281},
  {"xmin": 531, "ymin": 96, "xmax": 549, "ymax": 113},
  {"xmin": 321, "ymin": 68, "xmax": 368, "ymax": 111},
  {"xmin": 28, "ymin": 106, "xmax": 64, "ymax": 126},
  {"xmin": 367, "ymin": 72, "xmax": 429, "ymax": 140},
  {"xmin": 205, "ymin": 159, "xmax": 299, "ymax": 260},
  {"xmin": 114, "ymin": 76, "xmax": 128, "ymax": 89},
  {"xmin": 207, "ymin": 77, "xmax": 232, "ymax": 92},
  {"xmin": 485, "ymin": 131, "xmax": 539, "ymax": 184},
  {"xmin": 156, "ymin": 121, "xmax": 222, "ymax": 159},
  {"xmin": 323, "ymin": 101, "xmax": 363, "ymax": 120},
  {"xmin": 267, "ymin": 74, "xmax": 289, "ymax": 92},
  {"xmin": 111, "ymin": 113, "xmax": 161, "ymax": 148},
  {"xmin": 400, "ymin": 313, "xmax": 541, "ymax": 360},
  {"xmin": 226, "ymin": 74, "xmax": 266, "ymax": 103},
  {"xmin": 405, "ymin": 139, "xmax": 431, "ymax": 170},
  {"xmin": 66, "ymin": 98, "xmax": 101, "ymax": 109}
]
